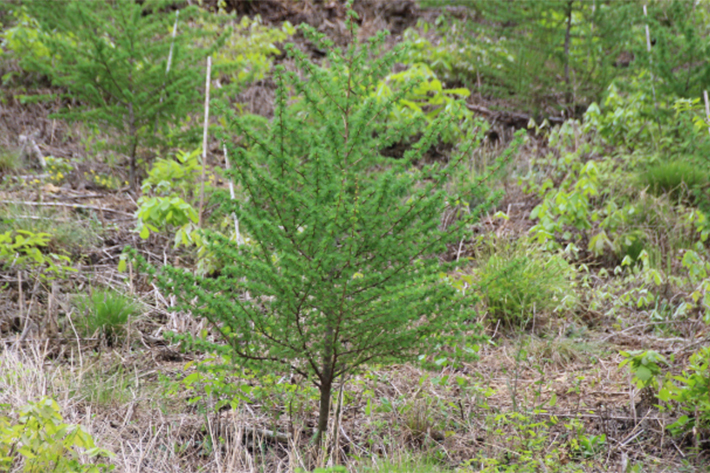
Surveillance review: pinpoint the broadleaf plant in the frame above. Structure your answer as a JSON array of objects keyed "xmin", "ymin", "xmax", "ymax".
[{"xmin": 138, "ymin": 7, "xmax": 493, "ymax": 446}]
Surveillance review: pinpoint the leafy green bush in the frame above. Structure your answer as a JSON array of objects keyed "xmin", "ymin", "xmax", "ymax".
[
  {"xmin": 136, "ymin": 196, "xmax": 198, "ymax": 244},
  {"xmin": 476, "ymin": 240, "xmax": 577, "ymax": 328},
  {"xmin": 523, "ymin": 119, "xmax": 698, "ymax": 268},
  {"xmin": 680, "ymin": 249, "xmax": 710, "ymax": 319},
  {"xmin": 660, "ymin": 346, "xmax": 710, "ymax": 437},
  {"xmin": 620, "ymin": 350, "xmax": 668, "ymax": 390},
  {"xmin": 583, "ymin": 82, "xmax": 657, "ymax": 149},
  {"xmin": 197, "ymin": 14, "xmax": 294, "ymax": 89},
  {"xmin": 469, "ymin": 411, "xmax": 588, "ymax": 471},
  {"xmin": 0, "ymin": 204, "xmax": 101, "ymax": 256},
  {"xmin": 0, "ymin": 229, "xmax": 74, "ymax": 279},
  {"xmin": 136, "ymin": 148, "xmax": 205, "ymax": 244},
  {"xmin": 0, "ymin": 397, "xmax": 113, "ymax": 472},
  {"xmin": 375, "ymin": 63, "xmax": 474, "ymax": 144},
  {"xmin": 402, "ymin": 22, "xmax": 512, "ymax": 90},
  {"xmin": 0, "ymin": 7, "xmax": 56, "ymax": 81},
  {"xmin": 73, "ymin": 289, "xmax": 139, "ymax": 346},
  {"xmin": 616, "ymin": 230, "xmax": 647, "ymax": 266}
]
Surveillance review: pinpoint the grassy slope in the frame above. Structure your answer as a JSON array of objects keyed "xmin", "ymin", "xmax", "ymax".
[{"xmin": 1, "ymin": 1, "xmax": 709, "ymax": 472}]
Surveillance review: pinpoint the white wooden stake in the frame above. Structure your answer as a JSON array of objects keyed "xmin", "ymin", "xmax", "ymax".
[
  {"xmin": 199, "ymin": 56, "xmax": 211, "ymax": 227},
  {"xmin": 224, "ymin": 145, "xmax": 243, "ymax": 245},
  {"xmin": 704, "ymin": 90, "xmax": 710, "ymax": 136},
  {"xmin": 166, "ymin": 11, "xmax": 179, "ymax": 75},
  {"xmin": 643, "ymin": 5, "xmax": 652, "ymax": 53},
  {"xmin": 643, "ymin": 4, "xmax": 658, "ymax": 106},
  {"xmin": 155, "ymin": 11, "xmax": 180, "ymax": 134}
]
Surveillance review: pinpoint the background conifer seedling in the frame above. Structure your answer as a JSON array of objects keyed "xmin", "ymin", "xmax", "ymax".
[{"xmin": 19, "ymin": 0, "xmax": 228, "ymax": 189}]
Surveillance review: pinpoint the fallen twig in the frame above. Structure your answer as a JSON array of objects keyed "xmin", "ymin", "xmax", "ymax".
[{"xmin": 0, "ymin": 200, "xmax": 135, "ymax": 218}]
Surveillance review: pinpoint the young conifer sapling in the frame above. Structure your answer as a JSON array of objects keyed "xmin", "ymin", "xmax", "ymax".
[{"xmin": 144, "ymin": 9, "xmax": 491, "ymax": 446}]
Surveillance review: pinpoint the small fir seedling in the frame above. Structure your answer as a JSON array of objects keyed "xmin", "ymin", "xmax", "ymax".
[
  {"xmin": 19, "ymin": 0, "xmax": 230, "ymax": 189},
  {"xmin": 139, "ymin": 6, "xmax": 496, "ymax": 446}
]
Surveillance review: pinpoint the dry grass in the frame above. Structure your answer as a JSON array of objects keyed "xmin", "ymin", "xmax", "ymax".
[{"xmin": 0, "ymin": 324, "xmax": 700, "ymax": 472}]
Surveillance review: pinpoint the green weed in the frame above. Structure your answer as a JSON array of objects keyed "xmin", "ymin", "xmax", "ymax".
[
  {"xmin": 660, "ymin": 346, "xmax": 710, "ymax": 438},
  {"xmin": 0, "ymin": 397, "xmax": 113, "ymax": 472},
  {"xmin": 0, "ymin": 146, "xmax": 21, "ymax": 172},
  {"xmin": 0, "ymin": 204, "xmax": 102, "ymax": 256},
  {"xmin": 79, "ymin": 363, "xmax": 134, "ymax": 407},
  {"xmin": 475, "ymin": 239, "xmax": 577, "ymax": 328},
  {"xmin": 0, "ymin": 229, "xmax": 74, "ymax": 280},
  {"xmin": 639, "ymin": 161, "xmax": 709, "ymax": 201},
  {"xmin": 73, "ymin": 289, "xmax": 140, "ymax": 346}
]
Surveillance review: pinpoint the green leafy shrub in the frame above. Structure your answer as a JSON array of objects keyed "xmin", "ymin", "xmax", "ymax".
[
  {"xmin": 680, "ymin": 249, "xmax": 710, "ymax": 319},
  {"xmin": 524, "ymin": 119, "xmax": 689, "ymax": 267},
  {"xmin": 0, "ymin": 229, "xmax": 74, "ymax": 279},
  {"xmin": 402, "ymin": 22, "xmax": 513, "ymax": 90},
  {"xmin": 584, "ymin": 80, "xmax": 710, "ymax": 172},
  {"xmin": 0, "ymin": 7, "xmax": 56, "ymax": 83},
  {"xmin": 73, "ymin": 289, "xmax": 139, "ymax": 346},
  {"xmin": 134, "ymin": 148, "xmax": 233, "ymax": 275},
  {"xmin": 583, "ymin": 82, "xmax": 657, "ymax": 149},
  {"xmin": 0, "ymin": 397, "xmax": 113, "ymax": 472},
  {"xmin": 525, "ymin": 120, "xmax": 613, "ymax": 254},
  {"xmin": 0, "ymin": 229, "xmax": 53, "ymax": 267},
  {"xmin": 136, "ymin": 196, "xmax": 198, "ymax": 243},
  {"xmin": 136, "ymin": 148, "xmax": 202, "ymax": 244},
  {"xmin": 470, "ymin": 411, "xmax": 577, "ymax": 472},
  {"xmin": 198, "ymin": 14, "xmax": 294, "ymax": 89},
  {"xmin": 660, "ymin": 346, "xmax": 710, "ymax": 437},
  {"xmin": 475, "ymin": 240, "xmax": 577, "ymax": 328},
  {"xmin": 615, "ymin": 230, "xmax": 646, "ymax": 265},
  {"xmin": 375, "ymin": 63, "xmax": 474, "ymax": 143},
  {"xmin": 529, "ymin": 159, "xmax": 600, "ymax": 250},
  {"xmin": 619, "ymin": 350, "xmax": 668, "ymax": 390},
  {"xmin": 0, "ymin": 205, "xmax": 101, "ymax": 257}
]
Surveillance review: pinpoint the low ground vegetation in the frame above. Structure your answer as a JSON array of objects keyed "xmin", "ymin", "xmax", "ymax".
[{"xmin": 1, "ymin": 0, "xmax": 710, "ymax": 472}]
